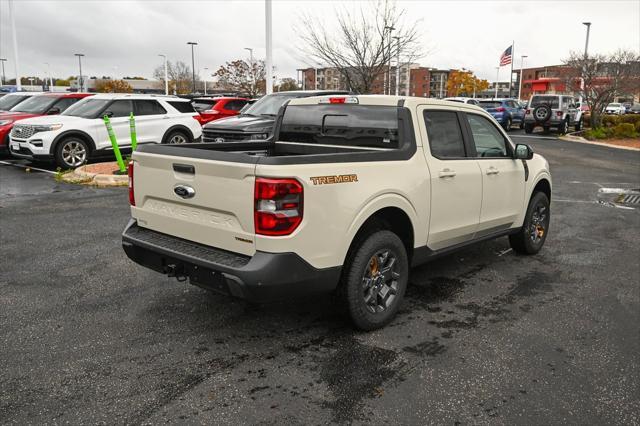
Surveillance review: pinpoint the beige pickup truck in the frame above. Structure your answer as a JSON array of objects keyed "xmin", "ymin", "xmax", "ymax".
[{"xmin": 122, "ymin": 95, "xmax": 552, "ymax": 330}]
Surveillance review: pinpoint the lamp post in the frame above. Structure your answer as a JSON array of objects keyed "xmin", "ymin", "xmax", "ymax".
[
  {"xmin": 579, "ymin": 22, "xmax": 591, "ymax": 105},
  {"xmin": 384, "ymin": 25, "xmax": 395, "ymax": 95},
  {"xmin": 0, "ymin": 59, "xmax": 7, "ymax": 86},
  {"xmin": 494, "ymin": 66, "xmax": 500, "ymax": 99},
  {"xmin": 518, "ymin": 55, "xmax": 528, "ymax": 101},
  {"xmin": 393, "ymin": 36, "xmax": 401, "ymax": 96},
  {"xmin": 265, "ymin": 0, "xmax": 273, "ymax": 95},
  {"xmin": 158, "ymin": 54, "xmax": 168, "ymax": 95},
  {"xmin": 203, "ymin": 67, "xmax": 208, "ymax": 95},
  {"xmin": 244, "ymin": 47, "xmax": 254, "ymax": 93},
  {"xmin": 74, "ymin": 53, "xmax": 84, "ymax": 92},
  {"xmin": 187, "ymin": 42, "xmax": 198, "ymax": 94},
  {"xmin": 44, "ymin": 62, "xmax": 51, "ymax": 90}
]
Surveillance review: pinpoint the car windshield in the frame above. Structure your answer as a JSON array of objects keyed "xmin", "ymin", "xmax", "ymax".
[
  {"xmin": 0, "ymin": 94, "xmax": 31, "ymax": 110},
  {"xmin": 242, "ymin": 93, "xmax": 301, "ymax": 116},
  {"xmin": 479, "ymin": 101, "xmax": 502, "ymax": 109},
  {"xmin": 10, "ymin": 96, "xmax": 57, "ymax": 113},
  {"xmin": 63, "ymin": 99, "xmax": 111, "ymax": 118},
  {"xmin": 530, "ymin": 96, "xmax": 560, "ymax": 108}
]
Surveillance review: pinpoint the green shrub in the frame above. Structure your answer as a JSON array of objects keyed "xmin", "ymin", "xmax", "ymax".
[
  {"xmin": 584, "ymin": 128, "xmax": 609, "ymax": 139},
  {"xmin": 602, "ymin": 115, "xmax": 621, "ymax": 127},
  {"xmin": 612, "ymin": 123, "xmax": 638, "ymax": 138},
  {"xmin": 620, "ymin": 114, "xmax": 640, "ymax": 126},
  {"xmin": 635, "ymin": 120, "xmax": 640, "ymax": 133}
]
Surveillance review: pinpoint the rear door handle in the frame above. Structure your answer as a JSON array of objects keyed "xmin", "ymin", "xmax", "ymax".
[
  {"xmin": 486, "ymin": 166, "xmax": 499, "ymax": 175},
  {"xmin": 439, "ymin": 168, "xmax": 456, "ymax": 178}
]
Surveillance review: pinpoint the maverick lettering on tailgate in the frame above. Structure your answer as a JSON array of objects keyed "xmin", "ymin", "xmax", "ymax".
[{"xmin": 310, "ymin": 174, "xmax": 358, "ymax": 185}]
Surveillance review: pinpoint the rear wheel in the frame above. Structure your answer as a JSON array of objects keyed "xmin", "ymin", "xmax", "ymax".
[
  {"xmin": 509, "ymin": 191, "xmax": 550, "ymax": 255},
  {"xmin": 558, "ymin": 119, "xmax": 568, "ymax": 135},
  {"xmin": 574, "ymin": 117, "xmax": 583, "ymax": 131},
  {"xmin": 54, "ymin": 137, "xmax": 89, "ymax": 169},
  {"xmin": 503, "ymin": 117, "xmax": 512, "ymax": 131},
  {"xmin": 163, "ymin": 129, "xmax": 190, "ymax": 145},
  {"xmin": 341, "ymin": 230, "xmax": 408, "ymax": 331}
]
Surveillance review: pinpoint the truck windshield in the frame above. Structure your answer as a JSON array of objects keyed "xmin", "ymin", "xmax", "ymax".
[{"xmin": 279, "ymin": 104, "xmax": 399, "ymax": 149}]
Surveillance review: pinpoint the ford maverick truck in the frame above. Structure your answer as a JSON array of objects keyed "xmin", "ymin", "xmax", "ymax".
[{"xmin": 122, "ymin": 95, "xmax": 552, "ymax": 330}]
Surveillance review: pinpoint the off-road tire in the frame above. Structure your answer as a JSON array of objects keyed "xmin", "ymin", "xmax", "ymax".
[
  {"xmin": 341, "ymin": 230, "xmax": 408, "ymax": 331},
  {"xmin": 509, "ymin": 191, "xmax": 550, "ymax": 255},
  {"xmin": 574, "ymin": 117, "xmax": 583, "ymax": 131},
  {"xmin": 558, "ymin": 119, "xmax": 568, "ymax": 135},
  {"xmin": 533, "ymin": 105, "xmax": 551, "ymax": 123}
]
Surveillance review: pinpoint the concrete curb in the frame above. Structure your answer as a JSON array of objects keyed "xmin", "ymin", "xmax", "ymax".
[
  {"xmin": 62, "ymin": 165, "xmax": 128, "ymax": 187},
  {"xmin": 558, "ymin": 134, "xmax": 640, "ymax": 152}
]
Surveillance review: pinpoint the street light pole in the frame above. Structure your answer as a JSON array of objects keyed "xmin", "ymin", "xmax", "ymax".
[
  {"xmin": 8, "ymin": 0, "xmax": 22, "ymax": 90},
  {"xmin": 582, "ymin": 22, "xmax": 591, "ymax": 58},
  {"xmin": 203, "ymin": 67, "xmax": 208, "ymax": 95},
  {"xmin": 74, "ymin": 53, "xmax": 84, "ymax": 92},
  {"xmin": 187, "ymin": 42, "xmax": 198, "ymax": 94},
  {"xmin": 384, "ymin": 25, "xmax": 395, "ymax": 95},
  {"xmin": 518, "ymin": 55, "xmax": 528, "ymax": 101},
  {"xmin": 393, "ymin": 36, "xmax": 400, "ymax": 96},
  {"xmin": 580, "ymin": 22, "xmax": 591, "ymax": 105},
  {"xmin": 494, "ymin": 66, "xmax": 500, "ymax": 98},
  {"xmin": 0, "ymin": 59, "xmax": 7, "ymax": 86},
  {"xmin": 158, "ymin": 54, "xmax": 168, "ymax": 95},
  {"xmin": 265, "ymin": 0, "xmax": 273, "ymax": 95},
  {"xmin": 44, "ymin": 62, "xmax": 51, "ymax": 90}
]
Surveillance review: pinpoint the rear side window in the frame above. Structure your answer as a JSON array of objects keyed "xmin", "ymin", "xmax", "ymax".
[
  {"xmin": 134, "ymin": 100, "xmax": 167, "ymax": 116},
  {"xmin": 168, "ymin": 101, "xmax": 196, "ymax": 113},
  {"xmin": 424, "ymin": 111, "xmax": 466, "ymax": 159},
  {"xmin": 279, "ymin": 105, "xmax": 399, "ymax": 148},
  {"xmin": 105, "ymin": 100, "xmax": 133, "ymax": 117},
  {"xmin": 192, "ymin": 99, "xmax": 217, "ymax": 111}
]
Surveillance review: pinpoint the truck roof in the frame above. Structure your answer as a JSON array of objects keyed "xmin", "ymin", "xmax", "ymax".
[{"xmin": 288, "ymin": 94, "xmax": 486, "ymax": 112}]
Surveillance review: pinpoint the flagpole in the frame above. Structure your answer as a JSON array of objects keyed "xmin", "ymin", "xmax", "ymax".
[{"xmin": 509, "ymin": 41, "xmax": 514, "ymax": 98}]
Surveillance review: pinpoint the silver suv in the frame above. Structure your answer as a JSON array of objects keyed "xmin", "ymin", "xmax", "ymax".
[{"xmin": 524, "ymin": 94, "xmax": 583, "ymax": 134}]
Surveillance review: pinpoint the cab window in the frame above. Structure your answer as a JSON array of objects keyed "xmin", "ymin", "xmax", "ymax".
[
  {"xmin": 423, "ymin": 111, "xmax": 466, "ymax": 159},
  {"xmin": 466, "ymin": 114, "xmax": 510, "ymax": 158}
]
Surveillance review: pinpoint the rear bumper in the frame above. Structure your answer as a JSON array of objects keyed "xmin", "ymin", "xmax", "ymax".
[{"xmin": 121, "ymin": 220, "xmax": 341, "ymax": 302}]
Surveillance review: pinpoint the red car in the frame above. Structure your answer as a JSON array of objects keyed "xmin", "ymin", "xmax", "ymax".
[
  {"xmin": 0, "ymin": 92, "xmax": 92, "ymax": 154},
  {"xmin": 191, "ymin": 97, "xmax": 250, "ymax": 125}
]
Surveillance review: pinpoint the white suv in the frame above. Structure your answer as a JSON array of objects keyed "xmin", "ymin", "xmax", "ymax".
[{"xmin": 9, "ymin": 94, "xmax": 202, "ymax": 168}]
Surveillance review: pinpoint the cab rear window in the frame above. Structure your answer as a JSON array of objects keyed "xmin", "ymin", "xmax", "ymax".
[{"xmin": 279, "ymin": 105, "xmax": 399, "ymax": 149}]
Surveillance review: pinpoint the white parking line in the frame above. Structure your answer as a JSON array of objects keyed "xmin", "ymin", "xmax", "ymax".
[
  {"xmin": 510, "ymin": 135, "xmax": 559, "ymax": 140},
  {"xmin": 0, "ymin": 160, "xmax": 57, "ymax": 175}
]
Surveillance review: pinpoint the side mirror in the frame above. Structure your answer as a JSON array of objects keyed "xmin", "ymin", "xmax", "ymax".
[
  {"xmin": 103, "ymin": 111, "xmax": 114, "ymax": 118},
  {"xmin": 514, "ymin": 143, "xmax": 534, "ymax": 160},
  {"xmin": 47, "ymin": 107, "xmax": 60, "ymax": 115}
]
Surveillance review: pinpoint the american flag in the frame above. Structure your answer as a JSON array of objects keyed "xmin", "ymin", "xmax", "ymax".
[{"xmin": 499, "ymin": 45, "xmax": 513, "ymax": 66}]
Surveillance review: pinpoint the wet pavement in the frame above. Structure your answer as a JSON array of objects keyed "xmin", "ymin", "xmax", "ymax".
[{"xmin": 1, "ymin": 136, "xmax": 639, "ymax": 424}]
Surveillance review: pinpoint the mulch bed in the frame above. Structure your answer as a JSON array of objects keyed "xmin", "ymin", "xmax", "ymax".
[{"xmin": 79, "ymin": 161, "xmax": 126, "ymax": 175}]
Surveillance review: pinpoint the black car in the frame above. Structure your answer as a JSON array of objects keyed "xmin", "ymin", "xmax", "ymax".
[{"xmin": 202, "ymin": 90, "xmax": 349, "ymax": 143}]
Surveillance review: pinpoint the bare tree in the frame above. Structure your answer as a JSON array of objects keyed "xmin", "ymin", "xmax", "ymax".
[
  {"xmin": 153, "ymin": 60, "xmax": 197, "ymax": 95},
  {"xmin": 297, "ymin": 0, "xmax": 424, "ymax": 94},
  {"xmin": 214, "ymin": 59, "xmax": 266, "ymax": 97},
  {"xmin": 562, "ymin": 49, "xmax": 640, "ymax": 128}
]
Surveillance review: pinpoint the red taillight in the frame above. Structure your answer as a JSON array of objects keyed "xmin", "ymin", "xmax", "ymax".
[
  {"xmin": 556, "ymin": 111, "xmax": 563, "ymax": 117},
  {"xmin": 329, "ymin": 97, "xmax": 346, "ymax": 104},
  {"xmin": 495, "ymin": 107, "xmax": 506, "ymax": 112},
  {"xmin": 526, "ymin": 109, "xmax": 531, "ymax": 114},
  {"xmin": 128, "ymin": 161, "xmax": 135, "ymax": 206},
  {"xmin": 254, "ymin": 178, "xmax": 303, "ymax": 236}
]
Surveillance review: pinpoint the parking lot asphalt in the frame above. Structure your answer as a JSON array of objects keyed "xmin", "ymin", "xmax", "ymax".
[{"xmin": 1, "ymin": 135, "xmax": 639, "ymax": 424}]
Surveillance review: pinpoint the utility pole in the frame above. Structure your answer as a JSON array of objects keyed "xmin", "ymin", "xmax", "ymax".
[
  {"xmin": 265, "ymin": 0, "xmax": 273, "ymax": 95},
  {"xmin": 9, "ymin": 0, "xmax": 22, "ymax": 90},
  {"xmin": 518, "ymin": 55, "xmax": 528, "ymax": 101},
  {"xmin": 244, "ymin": 47, "xmax": 254, "ymax": 94},
  {"xmin": 158, "ymin": 54, "xmax": 168, "ymax": 95},
  {"xmin": 74, "ymin": 53, "xmax": 84, "ymax": 92},
  {"xmin": 393, "ymin": 36, "xmax": 400, "ymax": 96},
  {"xmin": 187, "ymin": 42, "xmax": 198, "ymax": 94},
  {"xmin": 0, "ymin": 59, "xmax": 7, "ymax": 86}
]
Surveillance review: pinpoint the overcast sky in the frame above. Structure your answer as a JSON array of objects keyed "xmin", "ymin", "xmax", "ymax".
[{"xmin": 0, "ymin": 0, "xmax": 638, "ymax": 83}]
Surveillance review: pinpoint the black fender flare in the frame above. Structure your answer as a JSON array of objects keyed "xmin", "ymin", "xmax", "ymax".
[
  {"xmin": 162, "ymin": 125, "xmax": 194, "ymax": 144},
  {"xmin": 50, "ymin": 130, "xmax": 96, "ymax": 155}
]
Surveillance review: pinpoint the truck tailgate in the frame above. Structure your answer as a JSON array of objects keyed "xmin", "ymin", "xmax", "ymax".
[{"xmin": 130, "ymin": 151, "xmax": 257, "ymax": 256}]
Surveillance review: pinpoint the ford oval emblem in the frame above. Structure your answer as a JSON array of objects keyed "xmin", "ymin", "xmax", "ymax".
[{"xmin": 174, "ymin": 185, "xmax": 195, "ymax": 199}]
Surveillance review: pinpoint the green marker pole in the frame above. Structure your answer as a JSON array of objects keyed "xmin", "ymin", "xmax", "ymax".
[
  {"xmin": 129, "ymin": 112, "xmax": 137, "ymax": 151},
  {"xmin": 103, "ymin": 115, "xmax": 126, "ymax": 173}
]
